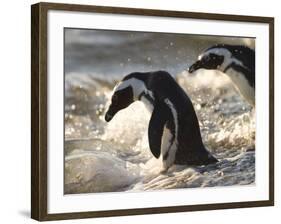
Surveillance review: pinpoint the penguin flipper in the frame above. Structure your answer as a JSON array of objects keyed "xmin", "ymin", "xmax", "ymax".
[{"xmin": 148, "ymin": 102, "xmax": 170, "ymax": 158}]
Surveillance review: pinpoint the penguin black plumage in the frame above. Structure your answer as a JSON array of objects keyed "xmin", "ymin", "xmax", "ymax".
[
  {"xmin": 105, "ymin": 71, "xmax": 217, "ymax": 171},
  {"xmin": 189, "ymin": 44, "xmax": 255, "ymax": 106}
]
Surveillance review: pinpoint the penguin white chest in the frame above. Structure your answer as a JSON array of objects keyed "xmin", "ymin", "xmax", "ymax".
[
  {"xmin": 226, "ymin": 68, "xmax": 255, "ymax": 106},
  {"xmin": 161, "ymin": 99, "xmax": 179, "ymax": 170},
  {"xmin": 161, "ymin": 126, "xmax": 177, "ymax": 169}
]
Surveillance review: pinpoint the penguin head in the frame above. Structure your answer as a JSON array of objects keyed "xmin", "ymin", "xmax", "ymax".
[
  {"xmin": 189, "ymin": 48, "xmax": 225, "ymax": 73},
  {"xmin": 105, "ymin": 72, "xmax": 153, "ymax": 122},
  {"xmin": 105, "ymin": 85, "xmax": 134, "ymax": 122}
]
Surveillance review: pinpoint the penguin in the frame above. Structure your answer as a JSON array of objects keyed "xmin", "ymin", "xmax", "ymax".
[
  {"xmin": 188, "ymin": 44, "xmax": 255, "ymax": 106},
  {"xmin": 105, "ymin": 71, "xmax": 217, "ymax": 172}
]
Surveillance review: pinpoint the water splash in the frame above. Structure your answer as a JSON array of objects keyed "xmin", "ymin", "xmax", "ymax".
[{"xmin": 64, "ymin": 69, "xmax": 255, "ymax": 194}]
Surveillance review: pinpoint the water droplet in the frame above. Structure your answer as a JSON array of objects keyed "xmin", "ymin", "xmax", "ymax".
[{"xmin": 71, "ymin": 104, "xmax": 76, "ymax": 110}]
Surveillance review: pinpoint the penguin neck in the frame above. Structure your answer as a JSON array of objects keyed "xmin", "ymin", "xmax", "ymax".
[
  {"xmin": 138, "ymin": 90, "xmax": 155, "ymax": 112},
  {"xmin": 221, "ymin": 67, "xmax": 255, "ymax": 106}
]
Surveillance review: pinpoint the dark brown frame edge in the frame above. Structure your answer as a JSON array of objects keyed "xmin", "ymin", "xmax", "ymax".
[{"xmin": 31, "ymin": 2, "xmax": 274, "ymax": 221}]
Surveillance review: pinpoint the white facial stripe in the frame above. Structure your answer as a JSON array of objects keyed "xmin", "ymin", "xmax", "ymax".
[
  {"xmin": 114, "ymin": 78, "xmax": 147, "ymax": 100},
  {"xmin": 162, "ymin": 99, "xmax": 179, "ymax": 170},
  {"xmin": 204, "ymin": 48, "xmax": 231, "ymax": 59},
  {"xmin": 202, "ymin": 48, "xmax": 245, "ymax": 71}
]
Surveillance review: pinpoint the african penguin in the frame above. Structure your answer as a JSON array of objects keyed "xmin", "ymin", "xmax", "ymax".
[
  {"xmin": 105, "ymin": 71, "xmax": 217, "ymax": 171},
  {"xmin": 188, "ymin": 44, "xmax": 255, "ymax": 106}
]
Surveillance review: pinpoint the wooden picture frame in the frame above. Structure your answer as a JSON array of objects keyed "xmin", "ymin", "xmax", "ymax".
[{"xmin": 31, "ymin": 2, "xmax": 274, "ymax": 221}]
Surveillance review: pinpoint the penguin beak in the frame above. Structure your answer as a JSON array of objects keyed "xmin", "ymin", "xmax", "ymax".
[
  {"xmin": 104, "ymin": 106, "xmax": 117, "ymax": 122},
  {"xmin": 105, "ymin": 112, "xmax": 113, "ymax": 122},
  {"xmin": 189, "ymin": 60, "xmax": 202, "ymax": 73}
]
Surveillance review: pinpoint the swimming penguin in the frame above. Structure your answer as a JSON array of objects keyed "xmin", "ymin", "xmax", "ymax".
[
  {"xmin": 188, "ymin": 44, "xmax": 255, "ymax": 106},
  {"xmin": 105, "ymin": 71, "xmax": 217, "ymax": 171}
]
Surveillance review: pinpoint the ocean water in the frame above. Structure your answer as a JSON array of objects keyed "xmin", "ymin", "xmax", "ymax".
[{"xmin": 64, "ymin": 29, "xmax": 255, "ymax": 194}]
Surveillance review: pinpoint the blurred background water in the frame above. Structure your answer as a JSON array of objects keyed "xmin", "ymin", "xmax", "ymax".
[{"xmin": 64, "ymin": 28, "xmax": 255, "ymax": 194}]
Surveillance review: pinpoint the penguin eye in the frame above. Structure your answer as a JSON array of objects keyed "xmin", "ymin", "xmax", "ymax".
[{"xmin": 205, "ymin": 55, "xmax": 210, "ymax": 61}]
